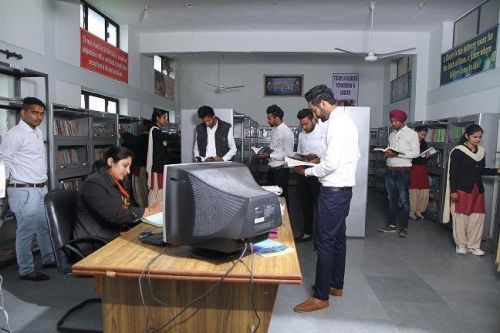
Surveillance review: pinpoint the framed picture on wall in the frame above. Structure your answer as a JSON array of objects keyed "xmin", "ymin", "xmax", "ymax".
[{"xmin": 264, "ymin": 75, "xmax": 303, "ymax": 96}]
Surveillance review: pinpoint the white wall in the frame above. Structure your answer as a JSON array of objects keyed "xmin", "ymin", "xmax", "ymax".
[
  {"xmin": 143, "ymin": 29, "xmax": 429, "ymax": 125},
  {"xmin": 178, "ymin": 53, "xmax": 386, "ymax": 127},
  {"xmin": 426, "ymin": 20, "xmax": 500, "ymax": 120},
  {"xmin": 0, "ymin": 0, "xmax": 174, "ymax": 118}
]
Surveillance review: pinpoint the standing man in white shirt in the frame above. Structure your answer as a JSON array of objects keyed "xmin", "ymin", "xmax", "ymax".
[
  {"xmin": 294, "ymin": 108, "xmax": 325, "ymax": 242},
  {"xmin": 293, "ymin": 85, "xmax": 360, "ymax": 313},
  {"xmin": 193, "ymin": 105, "xmax": 237, "ymax": 162},
  {"xmin": 0, "ymin": 97, "xmax": 55, "ymax": 281},
  {"xmin": 377, "ymin": 109, "xmax": 420, "ymax": 238},
  {"xmin": 258, "ymin": 104, "xmax": 294, "ymax": 205}
]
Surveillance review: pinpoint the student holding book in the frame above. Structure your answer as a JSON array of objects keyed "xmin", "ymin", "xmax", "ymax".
[
  {"xmin": 294, "ymin": 108, "xmax": 325, "ymax": 242},
  {"xmin": 258, "ymin": 105, "xmax": 294, "ymax": 205},
  {"xmin": 74, "ymin": 146, "xmax": 162, "ymax": 245},
  {"xmin": 293, "ymin": 85, "xmax": 360, "ymax": 313},
  {"xmin": 443, "ymin": 124, "xmax": 500, "ymax": 256},
  {"xmin": 377, "ymin": 109, "xmax": 420, "ymax": 238},
  {"xmin": 409, "ymin": 126, "xmax": 431, "ymax": 220}
]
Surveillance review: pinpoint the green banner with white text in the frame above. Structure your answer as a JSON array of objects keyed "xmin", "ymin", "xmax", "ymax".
[{"xmin": 440, "ymin": 25, "xmax": 497, "ymax": 86}]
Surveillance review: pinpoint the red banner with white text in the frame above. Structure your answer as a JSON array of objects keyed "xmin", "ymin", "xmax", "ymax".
[{"xmin": 80, "ymin": 28, "xmax": 128, "ymax": 84}]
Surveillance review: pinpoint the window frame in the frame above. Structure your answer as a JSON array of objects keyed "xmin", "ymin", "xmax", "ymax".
[
  {"xmin": 396, "ymin": 57, "xmax": 411, "ymax": 78},
  {"xmin": 80, "ymin": 0, "xmax": 120, "ymax": 48},
  {"xmin": 453, "ymin": 0, "xmax": 498, "ymax": 48},
  {"xmin": 153, "ymin": 55, "xmax": 174, "ymax": 78},
  {"xmin": 81, "ymin": 90, "xmax": 120, "ymax": 114}
]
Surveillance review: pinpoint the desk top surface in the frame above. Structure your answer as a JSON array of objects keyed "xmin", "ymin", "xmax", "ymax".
[{"xmin": 72, "ymin": 207, "xmax": 302, "ymax": 284}]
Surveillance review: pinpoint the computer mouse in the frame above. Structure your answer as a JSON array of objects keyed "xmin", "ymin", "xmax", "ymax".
[{"xmin": 139, "ymin": 231, "xmax": 153, "ymax": 240}]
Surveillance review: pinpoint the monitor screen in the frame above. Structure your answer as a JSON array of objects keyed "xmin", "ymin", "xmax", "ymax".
[{"xmin": 162, "ymin": 162, "xmax": 282, "ymax": 255}]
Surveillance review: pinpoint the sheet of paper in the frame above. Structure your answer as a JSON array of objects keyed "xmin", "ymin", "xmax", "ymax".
[
  {"xmin": 285, "ymin": 156, "xmax": 316, "ymax": 167},
  {"xmin": 142, "ymin": 212, "xmax": 164, "ymax": 227},
  {"xmin": 261, "ymin": 185, "xmax": 282, "ymax": 195},
  {"xmin": 251, "ymin": 147, "xmax": 263, "ymax": 154}
]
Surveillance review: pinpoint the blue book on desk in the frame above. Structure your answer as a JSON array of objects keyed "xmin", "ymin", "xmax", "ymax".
[{"xmin": 252, "ymin": 239, "xmax": 287, "ymax": 254}]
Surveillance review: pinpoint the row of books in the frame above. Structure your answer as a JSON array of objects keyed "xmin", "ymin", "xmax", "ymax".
[
  {"xmin": 428, "ymin": 128, "xmax": 447, "ymax": 142},
  {"xmin": 56, "ymin": 149, "xmax": 83, "ymax": 166},
  {"xmin": 55, "ymin": 119, "xmax": 79, "ymax": 136},
  {"xmin": 449, "ymin": 126, "xmax": 466, "ymax": 140}
]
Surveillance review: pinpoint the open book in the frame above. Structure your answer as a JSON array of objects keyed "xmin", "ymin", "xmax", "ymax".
[
  {"xmin": 251, "ymin": 146, "xmax": 273, "ymax": 155},
  {"xmin": 373, "ymin": 147, "xmax": 400, "ymax": 154},
  {"xmin": 285, "ymin": 156, "xmax": 317, "ymax": 167},
  {"xmin": 419, "ymin": 147, "xmax": 438, "ymax": 158}
]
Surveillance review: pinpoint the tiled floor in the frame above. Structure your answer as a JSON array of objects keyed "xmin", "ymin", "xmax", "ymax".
[
  {"xmin": 0, "ymin": 189, "xmax": 499, "ymax": 332},
  {"xmin": 269, "ymin": 190, "xmax": 500, "ymax": 333}
]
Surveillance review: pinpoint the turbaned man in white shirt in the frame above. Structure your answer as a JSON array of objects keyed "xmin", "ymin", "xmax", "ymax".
[
  {"xmin": 0, "ymin": 97, "xmax": 55, "ymax": 281},
  {"xmin": 193, "ymin": 105, "xmax": 237, "ymax": 162},
  {"xmin": 258, "ymin": 104, "xmax": 294, "ymax": 205},
  {"xmin": 294, "ymin": 108, "xmax": 326, "ymax": 242},
  {"xmin": 293, "ymin": 85, "xmax": 360, "ymax": 313},
  {"xmin": 377, "ymin": 109, "xmax": 420, "ymax": 238}
]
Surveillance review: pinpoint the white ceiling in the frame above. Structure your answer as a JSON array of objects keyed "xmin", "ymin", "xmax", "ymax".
[{"xmin": 87, "ymin": 0, "xmax": 484, "ymax": 33}]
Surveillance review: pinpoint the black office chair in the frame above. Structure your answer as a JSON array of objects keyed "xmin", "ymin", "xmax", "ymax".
[{"xmin": 45, "ymin": 189, "xmax": 106, "ymax": 333}]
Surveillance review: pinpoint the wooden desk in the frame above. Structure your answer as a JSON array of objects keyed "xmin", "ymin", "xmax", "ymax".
[{"xmin": 72, "ymin": 209, "xmax": 302, "ymax": 332}]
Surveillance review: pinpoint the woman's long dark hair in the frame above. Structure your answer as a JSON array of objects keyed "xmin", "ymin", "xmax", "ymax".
[{"xmin": 459, "ymin": 124, "xmax": 483, "ymax": 144}]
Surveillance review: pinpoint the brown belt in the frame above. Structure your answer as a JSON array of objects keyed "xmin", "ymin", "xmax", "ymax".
[
  {"xmin": 387, "ymin": 166, "xmax": 411, "ymax": 171},
  {"xmin": 8, "ymin": 182, "xmax": 47, "ymax": 188}
]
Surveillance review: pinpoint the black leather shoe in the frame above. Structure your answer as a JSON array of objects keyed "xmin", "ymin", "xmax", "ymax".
[
  {"xmin": 19, "ymin": 271, "xmax": 50, "ymax": 281},
  {"xmin": 41, "ymin": 262, "xmax": 57, "ymax": 269}
]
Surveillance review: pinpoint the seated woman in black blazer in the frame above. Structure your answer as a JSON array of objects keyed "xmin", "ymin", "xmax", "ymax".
[{"xmin": 73, "ymin": 146, "xmax": 162, "ymax": 243}]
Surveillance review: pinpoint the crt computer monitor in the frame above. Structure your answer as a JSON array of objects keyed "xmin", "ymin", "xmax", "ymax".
[{"xmin": 162, "ymin": 162, "xmax": 282, "ymax": 256}]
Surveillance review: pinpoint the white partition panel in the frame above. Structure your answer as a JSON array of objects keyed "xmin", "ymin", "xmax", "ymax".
[{"xmin": 344, "ymin": 107, "xmax": 370, "ymax": 237}]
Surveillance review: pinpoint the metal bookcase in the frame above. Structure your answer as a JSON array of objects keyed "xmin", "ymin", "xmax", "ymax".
[
  {"xmin": 368, "ymin": 128, "xmax": 378, "ymax": 188},
  {"xmin": 418, "ymin": 119, "xmax": 451, "ymax": 223},
  {"xmin": 118, "ymin": 115, "xmax": 142, "ymax": 136},
  {"xmin": 232, "ymin": 112, "xmax": 259, "ymax": 170},
  {"xmin": 50, "ymin": 104, "xmax": 119, "ymax": 190},
  {"xmin": 374, "ymin": 126, "xmax": 391, "ymax": 194}
]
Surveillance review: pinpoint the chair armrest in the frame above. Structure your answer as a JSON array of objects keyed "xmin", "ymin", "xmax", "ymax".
[
  {"xmin": 66, "ymin": 237, "xmax": 107, "ymax": 247},
  {"xmin": 61, "ymin": 237, "xmax": 107, "ymax": 260}
]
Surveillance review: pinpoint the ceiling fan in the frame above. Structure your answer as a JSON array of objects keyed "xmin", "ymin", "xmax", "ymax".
[
  {"xmin": 204, "ymin": 55, "xmax": 245, "ymax": 93},
  {"xmin": 335, "ymin": 1, "xmax": 415, "ymax": 62}
]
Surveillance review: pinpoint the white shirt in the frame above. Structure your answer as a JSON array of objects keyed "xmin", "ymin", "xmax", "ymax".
[
  {"xmin": 0, "ymin": 119, "xmax": 47, "ymax": 183},
  {"xmin": 193, "ymin": 120, "xmax": 237, "ymax": 161},
  {"xmin": 268, "ymin": 122, "xmax": 295, "ymax": 168},
  {"xmin": 296, "ymin": 121, "xmax": 326, "ymax": 159},
  {"xmin": 386, "ymin": 125, "xmax": 420, "ymax": 167},
  {"xmin": 305, "ymin": 107, "xmax": 360, "ymax": 187}
]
